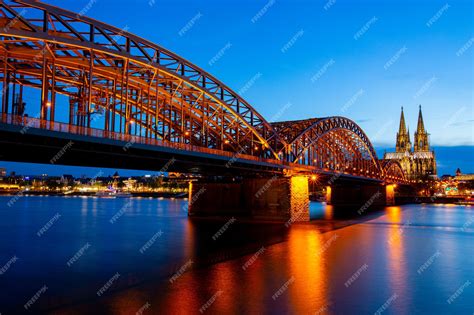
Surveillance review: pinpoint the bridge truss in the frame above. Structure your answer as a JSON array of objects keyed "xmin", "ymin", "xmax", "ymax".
[{"xmin": 0, "ymin": 0, "xmax": 407, "ymax": 183}]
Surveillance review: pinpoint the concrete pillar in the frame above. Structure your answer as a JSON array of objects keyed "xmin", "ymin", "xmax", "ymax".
[
  {"xmin": 288, "ymin": 176, "xmax": 310, "ymax": 222},
  {"xmin": 187, "ymin": 175, "xmax": 310, "ymax": 222},
  {"xmin": 386, "ymin": 184, "xmax": 395, "ymax": 205}
]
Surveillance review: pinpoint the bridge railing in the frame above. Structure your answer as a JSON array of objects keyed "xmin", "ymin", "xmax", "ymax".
[
  {"xmin": 0, "ymin": 113, "xmax": 406, "ymax": 181},
  {"xmin": 0, "ymin": 113, "xmax": 284, "ymax": 167}
]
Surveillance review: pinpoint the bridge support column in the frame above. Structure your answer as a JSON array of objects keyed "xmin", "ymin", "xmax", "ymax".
[
  {"xmin": 188, "ymin": 176, "xmax": 310, "ymax": 222},
  {"xmin": 386, "ymin": 184, "xmax": 396, "ymax": 206},
  {"xmin": 327, "ymin": 183, "xmax": 389, "ymax": 208}
]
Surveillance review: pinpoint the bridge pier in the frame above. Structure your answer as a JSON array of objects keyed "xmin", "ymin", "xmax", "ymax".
[
  {"xmin": 188, "ymin": 176, "xmax": 310, "ymax": 222},
  {"xmin": 326, "ymin": 183, "xmax": 397, "ymax": 208}
]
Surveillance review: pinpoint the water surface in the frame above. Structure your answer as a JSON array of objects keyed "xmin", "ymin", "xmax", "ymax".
[{"xmin": 0, "ymin": 196, "xmax": 473, "ymax": 314}]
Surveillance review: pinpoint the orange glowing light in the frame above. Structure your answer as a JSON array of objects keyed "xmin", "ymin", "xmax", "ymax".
[
  {"xmin": 46, "ymin": 101, "xmax": 51, "ymax": 107},
  {"xmin": 311, "ymin": 175, "xmax": 317, "ymax": 181}
]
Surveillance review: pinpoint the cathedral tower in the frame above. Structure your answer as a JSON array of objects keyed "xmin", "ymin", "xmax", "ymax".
[
  {"xmin": 414, "ymin": 105, "xmax": 430, "ymax": 152},
  {"xmin": 384, "ymin": 105, "xmax": 437, "ymax": 180},
  {"xmin": 396, "ymin": 107, "xmax": 411, "ymax": 152}
]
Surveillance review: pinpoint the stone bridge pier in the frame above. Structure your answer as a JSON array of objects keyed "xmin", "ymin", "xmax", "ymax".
[{"xmin": 188, "ymin": 176, "xmax": 310, "ymax": 223}]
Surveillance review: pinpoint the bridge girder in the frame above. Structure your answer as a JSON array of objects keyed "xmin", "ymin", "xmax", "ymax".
[
  {"xmin": 272, "ymin": 117, "xmax": 384, "ymax": 179},
  {"xmin": 0, "ymin": 0, "xmax": 285, "ymax": 159},
  {"xmin": 0, "ymin": 0, "xmax": 408, "ymax": 184}
]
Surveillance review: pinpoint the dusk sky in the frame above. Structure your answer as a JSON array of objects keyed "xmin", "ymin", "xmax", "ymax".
[{"xmin": 2, "ymin": 0, "xmax": 473, "ymax": 176}]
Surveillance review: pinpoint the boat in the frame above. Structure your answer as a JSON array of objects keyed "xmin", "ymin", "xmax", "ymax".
[
  {"xmin": 115, "ymin": 191, "xmax": 132, "ymax": 198},
  {"xmin": 456, "ymin": 198, "xmax": 474, "ymax": 206},
  {"xmin": 95, "ymin": 190, "xmax": 117, "ymax": 198}
]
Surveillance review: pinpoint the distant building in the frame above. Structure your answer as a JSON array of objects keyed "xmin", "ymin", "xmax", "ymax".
[
  {"xmin": 384, "ymin": 106, "xmax": 437, "ymax": 180},
  {"xmin": 0, "ymin": 168, "xmax": 6, "ymax": 177},
  {"xmin": 452, "ymin": 169, "xmax": 474, "ymax": 181}
]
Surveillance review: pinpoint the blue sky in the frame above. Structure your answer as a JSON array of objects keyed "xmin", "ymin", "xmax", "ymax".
[{"xmin": 2, "ymin": 0, "xmax": 473, "ymax": 176}]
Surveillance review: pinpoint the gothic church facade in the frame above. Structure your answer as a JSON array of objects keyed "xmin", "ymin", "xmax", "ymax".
[{"xmin": 383, "ymin": 106, "xmax": 437, "ymax": 180}]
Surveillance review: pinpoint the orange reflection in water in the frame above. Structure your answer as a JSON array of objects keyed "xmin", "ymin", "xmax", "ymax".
[
  {"xmin": 386, "ymin": 206, "xmax": 402, "ymax": 224},
  {"xmin": 324, "ymin": 204, "xmax": 334, "ymax": 220},
  {"xmin": 385, "ymin": 206, "xmax": 409, "ymax": 312},
  {"xmin": 287, "ymin": 227, "xmax": 329, "ymax": 313}
]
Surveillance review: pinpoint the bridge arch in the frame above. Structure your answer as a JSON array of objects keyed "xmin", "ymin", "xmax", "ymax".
[
  {"xmin": 381, "ymin": 160, "xmax": 407, "ymax": 182},
  {"xmin": 0, "ymin": 0, "xmax": 284, "ymax": 159},
  {"xmin": 272, "ymin": 117, "xmax": 382, "ymax": 177}
]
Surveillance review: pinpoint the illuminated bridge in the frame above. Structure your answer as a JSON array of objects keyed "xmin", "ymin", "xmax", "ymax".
[{"xmin": 0, "ymin": 0, "xmax": 408, "ymax": 221}]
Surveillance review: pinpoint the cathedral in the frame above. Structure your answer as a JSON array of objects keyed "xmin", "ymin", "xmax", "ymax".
[{"xmin": 383, "ymin": 106, "xmax": 437, "ymax": 180}]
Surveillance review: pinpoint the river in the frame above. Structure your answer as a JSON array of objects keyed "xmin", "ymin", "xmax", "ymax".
[{"xmin": 0, "ymin": 196, "xmax": 473, "ymax": 314}]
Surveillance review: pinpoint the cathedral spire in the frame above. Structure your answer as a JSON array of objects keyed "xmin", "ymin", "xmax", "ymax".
[
  {"xmin": 398, "ymin": 106, "xmax": 407, "ymax": 135},
  {"xmin": 414, "ymin": 105, "xmax": 429, "ymax": 152},
  {"xmin": 396, "ymin": 106, "xmax": 410, "ymax": 152},
  {"xmin": 416, "ymin": 105, "xmax": 426, "ymax": 134}
]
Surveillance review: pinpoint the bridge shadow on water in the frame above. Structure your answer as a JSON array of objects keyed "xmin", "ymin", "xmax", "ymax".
[{"xmin": 41, "ymin": 202, "xmax": 390, "ymax": 314}]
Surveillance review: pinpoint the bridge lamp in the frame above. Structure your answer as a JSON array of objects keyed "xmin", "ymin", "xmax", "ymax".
[
  {"xmin": 46, "ymin": 101, "xmax": 51, "ymax": 107},
  {"xmin": 311, "ymin": 175, "xmax": 318, "ymax": 181},
  {"xmin": 184, "ymin": 131, "xmax": 190, "ymax": 136},
  {"xmin": 254, "ymin": 146, "xmax": 259, "ymax": 150},
  {"xmin": 129, "ymin": 119, "xmax": 135, "ymax": 125},
  {"xmin": 224, "ymin": 140, "xmax": 230, "ymax": 144}
]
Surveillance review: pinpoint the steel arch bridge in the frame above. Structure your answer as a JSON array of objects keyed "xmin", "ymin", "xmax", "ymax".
[{"xmin": 0, "ymin": 0, "xmax": 406, "ymax": 183}]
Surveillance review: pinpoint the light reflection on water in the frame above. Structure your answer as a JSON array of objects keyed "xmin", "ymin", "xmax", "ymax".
[{"xmin": 0, "ymin": 196, "xmax": 473, "ymax": 314}]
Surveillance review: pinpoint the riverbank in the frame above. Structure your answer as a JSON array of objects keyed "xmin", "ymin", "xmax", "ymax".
[{"xmin": 0, "ymin": 190, "xmax": 188, "ymax": 198}]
